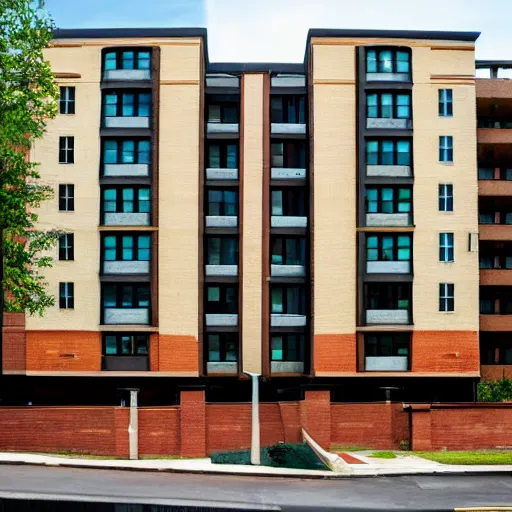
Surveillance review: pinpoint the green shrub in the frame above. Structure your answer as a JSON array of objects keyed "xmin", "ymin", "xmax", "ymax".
[
  {"xmin": 211, "ymin": 443, "xmax": 329, "ymax": 470},
  {"xmin": 477, "ymin": 378, "xmax": 512, "ymax": 402},
  {"xmin": 370, "ymin": 451, "xmax": 396, "ymax": 459},
  {"xmin": 399, "ymin": 440, "xmax": 410, "ymax": 451}
]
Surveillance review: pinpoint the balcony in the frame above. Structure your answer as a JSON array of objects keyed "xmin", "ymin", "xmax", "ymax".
[
  {"xmin": 205, "ymin": 216, "xmax": 237, "ymax": 228},
  {"xmin": 103, "ymin": 213, "xmax": 150, "ymax": 226},
  {"xmin": 206, "ymin": 362, "xmax": 238, "ymax": 375},
  {"xmin": 103, "ymin": 69, "xmax": 151, "ymax": 81},
  {"xmin": 270, "ymin": 314, "xmax": 307, "ymax": 327},
  {"xmin": 206, "ymin": 168, "xmax": 238, "ymax": 180},
  {"xmin": 271, "ymin": 264, "xmax": 305, "ymax": 277},
  {"xmin": 271, "ymin": 216, "xmax": 307, "ymax": 228},
  {"xmin": 205, "ymin": 265, "xmax": 238, "ymax": 277},
  {"xmin": 206, "ymin": 74, "xmax": 240, "ymax": 89},
  {"xmin": 481, "ymin": 364, "xmax": 512, "ymax": 380},
  {"xmin": 102, "ymin": 355, "xmax": 149, "ymax": 371},
  {"xmin": 104, "ymin": 261, "xmax": 150, "ymax": 275},
  {"xmin": 271, "ymin": 75, "xmax": 306, "ymax": 88},
  {"xmin": 103, "ymin": 308, "xmax": 149, "ymax": 325},
  {"xmin": 366, "ymin": 118, "xmax": 412, "ymax": 130},
  {"xmin": 366, "ymin": 309, "xmax": 410, "ymax": 325},
  {"xmin": 271, "ymin": 123, "xmax": 306, "ymax": 136},
  {"xmin": 366, "ymin": 72, "xmax": 410, "ymax": 82},
  {"xmin": 480, "ymin": 315, "xmax": 512, "ymax": 331},
  {"xmin": 104, "ymin": 116, "xmax": 150, "ymax": 129},
  {"xmin": 366, "ymin": 213, "xmax": 411, "ymax": 227},
  {"xmin": 271, "ymin": 168, "xmax": 306, "ymax": 180},
  {"xmin": 103, "ymin": 163, "xmax": 149, "ymax": 177},
  {"xmin": 365, "ymin": 356, "xmax": 408, "ymax": 371},
  {"xmin": 366, "ymin": 261, "xmax": 410, "ymax": 274},
  {"xmin": 366, "ymin": 165, "xmax": 412, "ymax": 177},
  {"xmin": 480, "ymin": 269, "xmax": 512, "ymax": 286},
  {"xmin": 479, "ymin": 224, "xmax": 512, "ymax": 241},
  {"xmin": 205, "ymin": 314, "xmax": 238, "ymax": 327},
  {"xmin": 271, "ymin": 361, "xmax": 304, "ymax": 373},
  {"xmin": 207, "ymin": 122, "xmax": 239, "ymax": 135}
]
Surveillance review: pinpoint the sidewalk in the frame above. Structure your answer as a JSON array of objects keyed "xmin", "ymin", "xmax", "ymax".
[{"xmin": 0, "ymin": 451, "xmax": 511, "ymax": 479}]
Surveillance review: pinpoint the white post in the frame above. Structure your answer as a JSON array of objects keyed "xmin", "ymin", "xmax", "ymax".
[
  {"xmin": 245, "ymin": 372, "xmax": 261, "ymax": 465},
  {"xmin": 128, "ymin": 389, "xmax": 138, "ymax": 460}
]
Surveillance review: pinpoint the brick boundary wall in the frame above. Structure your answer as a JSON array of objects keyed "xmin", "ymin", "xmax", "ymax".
[{"xmin": 0, "ymin": 393, "xmax": 511, "ymax": 457}]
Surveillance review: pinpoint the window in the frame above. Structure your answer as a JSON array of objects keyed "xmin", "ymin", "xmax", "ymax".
[
  {"xmin": 365, "ymin": 333, "xmax": 410, "ymax": 357},
  {"xmin": 207, "ymin": 333, "xmax": 238, "ymax": 362},
  {"xmin": 102, "ymin": 284, "xmax": 150, "ymax": 309},
  {"xmin": 205, "ymin": 284, "xmax": 238, "ymax": 314},
  {"xmin": 104, "ymin": 334, "xmax": 149, "ymax": 356},
  {"xmin": 480, "ymin": 298, "xmax": 495, "ymax": 314},
  {"xmin": 439, "ymin": 136, "xmax": 453, "ymax": 163},
  {"xmin": 59, "ymin": 136, "xmax": 74, "ymax": 164},
  {"xmin": 271, "ymin": 189, "xmax": 305, "ymax": 216},
  {"xmin": 439, "ymin": 233, "xmax": 454, "ymax": 262},
  {"xmin": 59, "ymin": 282, "xmax": 74, "ymax": 309},
  {"xmin": 366, "ymin": 187, "xmax": 411, "ymax": 214},
  {"xmin": 102, "ymin": 234, "xmax": 150, "ymax": 262},
  {"xmin": 207, "ymin": 189, "xmax": 238, "ymax": 216},
  {"xmin": 479, "ymin": 212, "xmax": 495, "ymax": 224},
  {"xmin": 366, "ymin": 235, "xmax": 411, "ymax": 262},
  {"xmin": 271, "ymin": 141, "xmax": 306, "ymax": 168},
  {"xmin": 59, "ymin": 87, "xmax": 75, "ymax": 114},
  {"xmin": 102, "ymin": 186, "xmax": 150, "ymax": 215},
  {"xmin": 271, "ymin": 286, "xmax": 306, "ymax": 315},
  {"xmin": 439, "ymin": 283, "xmax": 454, "ymax": 312},
  {"xmin": 59, "ymin": 184, "xmax": 74, "ymax": 211},
  {"xmin": 103, "ymin": 139, "xmax": 150, "ymax": 165},
  {"xmin": 366, "ymin": 48, "xmax": 410, "ymax": 74},
  {"xmin": 206, "ymin": 237, "xmax": 238, "ymax": 265},
  {"xmin": 438, "ymin": 184, "xmax": 453, "ymax": 212},
  {"xmin": 271, "ymin": 335, "xmax": 304, "ymax": 362},
  {"xmin": 439, "ymin": 89, "xmax": 453, "ymax": 117},
  {"xmin": 207, "ymin": 142, "xmax": 238, "ymax": 168},
  {"xmin": 207, "ymin": 96, "xmax": 238, "ymax": 123},
  {"xmin": 365, "ymin": 283, "xmax": 410, "ymax": 310},
  {"xmin": 103, "ymin": 91, "xmax": 151, "ymax": 118},
  {"xmin": 271, "ymin": 237, "xmax": 306, "ymax": 265},
  {"xmin": 271, "ymin": 95, "xmax": 305, "ymax": 124},
  {"xmin": 367, "ymin": 93, "xmax": 411, "ymax": 119},
  {"xmin": 103, "ymin": 49, "xmax": 151, "ymax": 71},
  {"xmin": 478, "ymin": 168, "xmax": 494, "ymax": 180},
  {"xmin": 366, "ymin": 139, "xmax": 411, "ymax": 166},
  {"xmin": 58, "ymin": 234, "xmax": 74, "ymax": 261}
]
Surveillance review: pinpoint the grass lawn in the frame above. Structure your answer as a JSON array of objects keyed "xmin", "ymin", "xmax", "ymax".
[
  {"xmin": 415, "ymin": 450, "xmax": 512, "ymax": 465},
  {"xmin": 330, "ymin": 444, "xmax": 372, "ymax": 452},
  {"xmin": 369, "ymin": 451, "xmax": 397, "ymax": 459}
]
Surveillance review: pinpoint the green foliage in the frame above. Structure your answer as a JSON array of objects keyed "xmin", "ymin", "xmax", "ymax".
[
  {"xmin": 370, "ymin": 451, "xmax": 397, "ymax": 459},
  {"xmin": 417, "ymin": 450, "xmax": 512, "ymax": 465},
  {"xmin": 477, "ymin": 379, "xmax": 512, "ymax": 402},
  {"xmin": 399, "ymin": 440, "xmax": 410, "ymax": 451},
  {"xmin": 211, "ymin": 443, "xmax": 329, "ymax": 470},
  {"xmin": 0, "ymin": 0, "xmax": 59, "ymax": 315}
]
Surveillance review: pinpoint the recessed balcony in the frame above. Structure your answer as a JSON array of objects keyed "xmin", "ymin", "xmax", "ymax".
[
  {"xmin": 103, "ymin": 308, "xmax": 149, "ymax": 325},
  {"xmin": 479, "ymin": 224, "xmax": 512, "ymax": 241},
  {"xmin": 103, "ymin": 261, "xmax": 150, "ymax": 275},
  {"xmin": 103, "ymin": 213, "xmax": 150, "ymax": 226},
  {"xmin": 103, "ymin": 69, "xmax": 151, "ymax": 81},
  {"xmin": 103, "ymin": 164, "xmax": 149, "ymax": 177},
  {"xmin": 366, "ymin": 309, "xmax": 410, "ymax": 325},
  {"xmin": 270, "ymin": 314, "xmax": 307, "ymax": 327},
  {"xmin": 366, "ymin": 213, "xmax": 411, "ymax": 227},
  {"xmin": 365, "ymin": 356, "xmax": 408, "ymax": 371},
  {"xmin": 366, "ymin": 165, "xmax": 412, "ymax": 177},
  {"xmin": 271, "ymin": 216, "xmax": 308, "ymax": 228},
  {"xmin": 104, "ymin": 116, "xmax": 150, "ymax": 129}
]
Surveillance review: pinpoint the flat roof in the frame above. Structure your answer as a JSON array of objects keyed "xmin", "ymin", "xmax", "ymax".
[
  {"xmin": 208, "ymin": 62, "xmax": 304, "ymax": 74},
  {"xmin": 53, "ymin": 28, "xmax": 207, "ymax": 39},
  {"xmin": 476, "ymin": 60, "xmax": 512, "ymax": 68}
]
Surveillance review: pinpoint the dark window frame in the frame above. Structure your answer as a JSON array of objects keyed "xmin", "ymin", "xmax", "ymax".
[
  {"xmin": 438, "ymin": 184, "xmax": 453, "ymax": 212},
  {"xmin": 206, "ymin": 333, "xmax": 238, "ymax": 362},
  {"xmin": 365, "ymin": 283, "xmax": 411, "ymax": 310},
  {"xmin": 101, "ymin": 185, "xmax": 151, "ymax": 217},
  {"xmin": 102, "ymin": 138, "xmax": 151, "ymax": 166},
  {"xmin": 207, "ymin": 141, "xmax": 239, "ymax": 169},
  {"xmin": 103, "ymin": 333, "xmax": 149, "ymax": 356},
  {"xmin": 270, "ymin": 334, "xmax": 305, "ymax": 362},
  {"xmin": 206, "ymin": 236, "xmax": 239, "ymax": 265},
  {"xmin": 206, "ymin": 95, "xmax": 239, "ymax": 124},
  {"xmin": 365, "ymin": 186, "xmax": 412, "ymax": 214},
  {"xmin": 364, "ymin": 332, "xmax": 410, "ymax": 357},
  {"xmin": 271, "ymin": 140, "xmax": 306, "ymax": 168},
  {"xmin": 59, "ymin": 184, "xmax": 75, "ymax": 211},
  {"xmin": 366, "ymin": 92, "xmax": 411, "ymax": 119},
  {"xmin": 438, "ymin": 89, "xmax": 453, "ymax": 117},
  {"xmin": 270, "ymin": 236, "xmax": 306, "ymax": 266},
  {"xmin": 102, "ymin": 90, "xmax": 151, "ymax": 118},
  {"xmin": 59, "ymin": 136, "xmax": 74, "ymax": 164},
  {"xmin": 439, "ymin": 232, "xmax": 455, "ymax": 262},
  {"xmin": 270, "ymin": 285, "xmax": 306, "ymax": 315},
  {"xmin": 206, "ymin": 187, "xmax": 239, "ymax": 216},
  {"xmin": 101, "ymin": 233, "xmax": 151, "ymax": 263},
  {"xmin": 102, "ymin": 283, "xmax": 150, "ymax": 309},
  {"xmin": 205, "ymin": 284, "xmax": 238, "ymax": 315},
  {"xmin": 59, "ymin": 86, "xmax": 75, "ymax": 115},
  {"xmin": 271, "ymin": 187, "xmax": 306, "ymax": 217},
  {"xmin": 102, "ymin": 48, "xmax": 152, "ymax": 72},
  {"xmin": 366, "ymin": 47, "xmax": 411, "ymax": 74},
  {"xmin": 59, "ymin": 282, "xmax": 74, "ymax": 309},
  {"xmin": 366, "ymin": 139, "xmax": 411, "ymax": 166},
  {"xmin": 366, "ymin": 234, "xmax": 412, "ymax": 262},
  {"xmin": 439, "ymin": 283, "xmax": 455, "ymax": 312},
  {"xmin": 58, "ymin": 233, "xmax": 74, "ymax": 261},
  {"xmin": 270, "ymin": 95, "xmax": 306, "ymax": 124},
  {"xmin": 439, "ymin": 136, "xmax": 453, "ymax": 163}
]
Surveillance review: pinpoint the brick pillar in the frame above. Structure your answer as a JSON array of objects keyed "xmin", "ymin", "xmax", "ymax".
[
  {"xmin": 114, "ymin": 407, "xmax": 130, "ymax": 458},
  {"xmin": 411, "ymin": 406, "xmax": 432, "ymax": 451},
  {"xmin": 299, "ymin": 390, "xmax": 331, "ymax": 449},
  {"xmin": 180, "ymin": 388, "xmax": 206, "ymax": 457}
]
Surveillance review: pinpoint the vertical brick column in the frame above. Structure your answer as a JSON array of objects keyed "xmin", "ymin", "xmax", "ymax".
[
  {"xmin": 299, "ymin": 390, "xmax": 331, "ymax": 449},
  {"xmin": 410, "ymin": 405, "xmax": 432, "ymax": 451},
  {"xmin": 180, "ymin": 388, "xmax": 206, "ymax": 457}
]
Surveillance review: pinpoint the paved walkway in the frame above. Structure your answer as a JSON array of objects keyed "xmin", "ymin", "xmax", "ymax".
[{"xmin": 0, "ymin": 451, "xmax": 511, "ymax": 478}]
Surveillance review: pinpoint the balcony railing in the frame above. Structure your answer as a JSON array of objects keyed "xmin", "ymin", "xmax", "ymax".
[
  {"xmin": 366, "ymin": 165, "xmax": 412, "ymax": 177},
  {"xmin": 103, "ymin": 308, "xmax": 149, "ymax": 325},
  {"xmin": 205, "ymin": 314, "xmax": 238, "ymax": 327},
  {"xmin": 271, "ymin": 216, "xmax": 308, "ymax": 228},
  {"xmin": 205, "ymin": 216, "xmax": 238, "ymax": 228},
  {"xmin": 103, "ymin": 69, "xmax": 151, "ymax": 81},
  {"xmin": 270, "ymin": 314, "xmax": 307, "ymax": 327},
  {"xmin": 366, "ymin": 261, "xmax": 410, "ymax": 274},
  {"xmin": 366, "ymin": 118, "xmax": 412, "ymax": 130},
  {"xmin": 271, "ymin": 168, "xmax": 306, "ymax": 180},
  {"xmin": 205, "ymin": 264, "xmax": 238, "ymax": 277},
  {"xmin": 103, "ymin": 213, "xmax": 151, "ymax": 226},
  {"xmin": 104, "ymin": 116, "xmax": 150, "ymax": 129},
  {"xmin": 103, "ymin": 163, "xmax": 149, "ymax": 177},
  {"xmin": 271, "ymin": 361, "xmax": 304, "ymax": 373},
  {"xmin": 102, "ymin": 355, "xmax": 149, "ymax": 371},
  {"xmin": 365, "ymin": 356, "xmax": 408, "ymax": 371},
  {"xmin": 366, "ymin": 213, "xmax": 411, "ymax": 227},
  {"xmin": 270, "ymin": 264, "xmax": 305, "ymax": 277},
  {"xmin": 206, "ymin": 362, "xmax": 238, "ymax": 375},
  {"xmin": 206, "ymin": 168, "xmax": 238, "ymax": 180},
  {"xmin": 103, "ymin": 261, "xmax": 150, "ymax": 275},
  {"xmin": 366, "ymin": 309, "xmax": 410, "ymax": 325},
  {"xmin": 271, "ymin": 123, "xmax": 306, "ymax": 135},
  {"xmin": 207, "ymin": 122, "xmax": 239, "ymax": 135}
]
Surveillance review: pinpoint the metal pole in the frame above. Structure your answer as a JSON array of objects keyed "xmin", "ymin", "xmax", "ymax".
[
  {"xmin": 128, "ymin": 390, "xmax": 139, "ymax": 460},
  {"xmin": 245, "ymin": 372, "xmax": 260, "ymax": 465}
]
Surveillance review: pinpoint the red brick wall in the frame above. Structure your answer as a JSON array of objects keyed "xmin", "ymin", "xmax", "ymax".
[
  {"xmin": 180, "ymin": 390, "xmax": 206, "ymax": 457},
  {"xmin": 481, "ymin": 365, "xmax": 512, "ymax": 381},
  {"xmin": 410, "ymin": 407, "xmax": 432, "ymax": 451},
  {"xmin": 278, "ymin": 402, "xmax": 301, "ymax": 443},
  {"xmin": 26, "ymin": 331, "xmax": 101, "ymax": 371},
  {"xmin": 0, "ymin": 407, "xmax": 126, "ymax": 456},
  {"xmin": 3, "ymin": 313, "xmax": 26, "ymax": 372},
  {"xmin": 138, "ymin": 407, "xmax": 180, "ymax": 456},
  {"xmin": 314, "ymin": 334, "xmax": 357, "ymax": 373},
  {"xmin": 331, "ymin": 403, "xmax": 406, "ymax": 449},
  {"xmin": 412, "ymin": 331, "xmax": 479, "ymax": 373},
  {"xmin": 300, "ymin": 390, "xmax": 331, "ymax": 448},
  {"xmin": 158, "ymin": 334, "xmax": 199, "ymax": 373}
]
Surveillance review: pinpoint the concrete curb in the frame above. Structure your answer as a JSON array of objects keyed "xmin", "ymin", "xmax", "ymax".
[{"xmin": 0, "ymin": 459, "xmax": 511, "ymax": 480}]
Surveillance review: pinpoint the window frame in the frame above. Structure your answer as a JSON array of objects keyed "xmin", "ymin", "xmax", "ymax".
[
  {"xmin": 270, "ymin": 236, "xmax": 306, "ymax": 266},
  {"xmin": 59, "ymin": 86, "xmax": 75, "ymax": 115},
  {"xmin": 101, "ymin": 233, "xmax": 151, "ymax": 264},
  {"xmin": 102, "ymin": 283, "xmax": 150, "ymax": 310},
  {"xmin": 270, "ymin": 140, "xmax": 306, "ymax": 168},
  {"xmin": 270, "ymin": 187, "xmax": 306, "ymax": 217},
  {"xmin": 366, "ymin": 92, "xmax": 411, "ymax": 119},
  {"xmin": 270, "ymin": 95, "xmax": 306, "ymax": 124},
  {"xmin": 101, "ymin": 185, "xmax": 151, "ymax": 218},
  {"xmin": 58, "ymin": 184, "xmax": 75, "ymax": 212},
  {"xmin": 207, "ymin": 141, "xmax": 239, "ymax": 169},
  {"xmin": 58, "ymin": 233, "xmax": 74, "ymax": 261},
  {"xmin": 206, "ymin": 236, "xmax": 239, "ymax": 265},
  {"xmin": 206, "ymin": 96, "xmax": 239, "ymax": 124},
  {"xmin": 365, "ymin": 283, "xmax": 411, "ymax": 311},
  {"xmin": 206, "ymin": 188, "xmax": 239, "ymax": 216},
  {"xmin": 270, "ymin": 285, "xmax": 306, "ymax": 315},
  {"xmin": 364, "ymin": 332, "xmax": 411, "ymax": 358},
  {"xmin": 270, "ymin": 334, "xmax": 305, "ymax": 362},
  {"xmin": 365, "ymin": 186, "xmax": 412, "ymax": 214},
  {"xmin": 102, "ymin": 48, "xmax": 151, "ymax": 72},
  {"xmin": 103, "ymin": 333, "xmax": 149, "ymax": 356},
  {"xmin": 59, "ymin": 282, "xmax": 74, "ymax": 309},
  {"xmin": 439, "ymin": 283, "xmax": 455, "ymax": 312},
  {"xmin": 366, "ymin": 139, "xmax": 411, "ymax": 166},
  {"xmin": 205, "ymin": 284, "xmax": 238, "ymax": 315},
  {"xmin": 366, "ymin": 234, "xmax": 412, "ymax": 262},
  {"xmin": 439, "ymin": 233, "xmax": 455, "ymax": 262},
  {"xmin": 206, "ymin": 333, "xmax": 238, "ymax": 363},
  {"xmin": 439, "ymin": 136, "xmax": 453, "ymax": 163},
  {"xmin": 59, "ymin": 136, "xmax": 75, "ymax": 164},
  {"xmin": 366, "ymin": 47, "xmax": 411, "ymax": 75},
  {"xmin": 102, "ymin": 90, "xmax": 151, "ymax": 118},
  {"xmin": 438, "ymin": 89, "xmax": 453, "ymax": 117},
  {"xmin": 102, "ymin": 138, "xmax": 151, "ymax": 166},
  {"xmin": 438, "ymin": 184, "xmax": 453, "ymax": 212}
]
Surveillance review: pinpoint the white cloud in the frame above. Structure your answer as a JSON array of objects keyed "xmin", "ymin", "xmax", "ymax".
[{"xmin": 206, "ymin": 0, "xmax": 512, "ymax": 62}]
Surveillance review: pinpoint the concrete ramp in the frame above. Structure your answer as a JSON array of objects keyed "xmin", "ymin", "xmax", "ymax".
[{"xmin": 301, "ymin": 429, "xmax": 353, "ymax": 474}]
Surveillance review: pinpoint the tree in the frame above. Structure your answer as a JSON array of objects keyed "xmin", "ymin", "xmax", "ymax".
[{"xmin": 0, "ymin": 0, "xmax": 59, "ymax": 376}]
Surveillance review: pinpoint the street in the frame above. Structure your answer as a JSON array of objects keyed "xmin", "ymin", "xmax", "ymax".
[{"xmin": 0, "ymin": 465, "xmax": 510, "ymax": 511}]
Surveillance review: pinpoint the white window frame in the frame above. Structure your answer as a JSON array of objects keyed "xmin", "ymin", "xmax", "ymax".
[
  {"xmin": 439, "ymin": 232, "xmax": 454, "ymax": 262},
  {"xmin": 59, "ymin": 86, "xmax": 75, "ymax": 115},
  {"xmin": 439, "ymin": 283, "xmax": 454, "ymax": 312},
  {"xmin": 439, "ymin": 184, "xmax": 453, "ymax": 212},
  {"xmin": 439, "ymin": 89, "xmax": 453, "ymax": 117},
  {"xmin": 439, "ymin": 136, "xmax": 453, "ymax": 163}
]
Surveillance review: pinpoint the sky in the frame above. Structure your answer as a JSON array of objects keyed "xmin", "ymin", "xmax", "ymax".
[{"xmin": 45, "ymin": 0, "xmax": 509, "ymax": 62}]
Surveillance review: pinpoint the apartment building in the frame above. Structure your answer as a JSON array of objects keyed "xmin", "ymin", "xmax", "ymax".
[{"xmin": 1, "ymin": 28, "xmax": 483, "ymax": 405}]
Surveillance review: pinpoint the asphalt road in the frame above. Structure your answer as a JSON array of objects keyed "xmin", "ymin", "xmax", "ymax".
[{"xmin": 0, "ymin": 465, "xmax": 511, "ymax": 511}]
